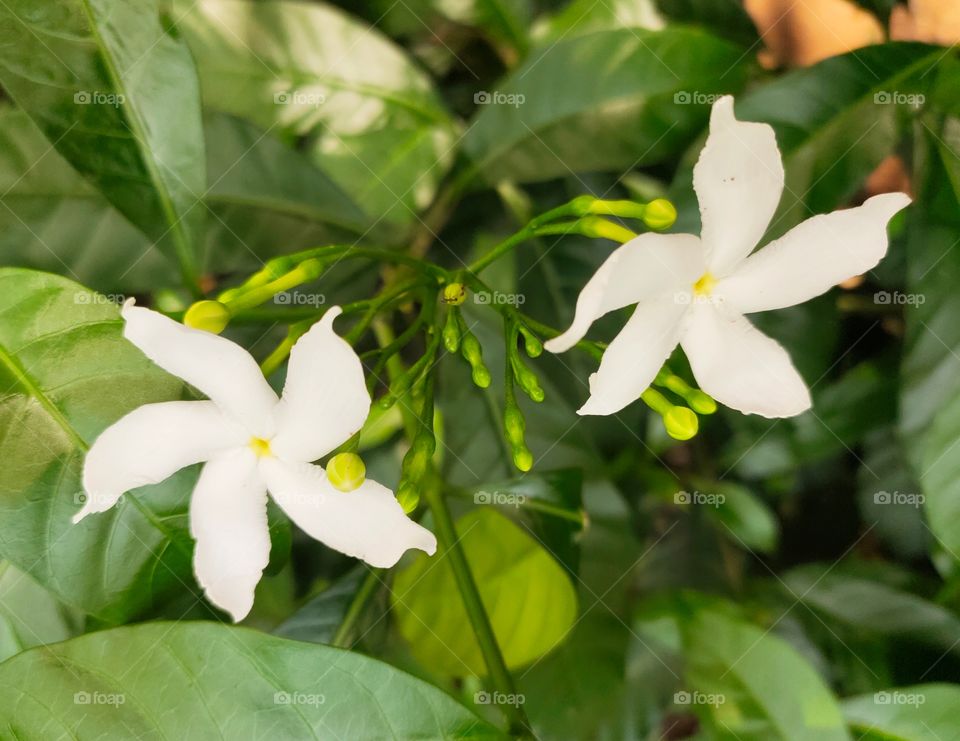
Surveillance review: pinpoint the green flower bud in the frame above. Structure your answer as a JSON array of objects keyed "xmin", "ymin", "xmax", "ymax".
[
  {"xmin": 442, "ymin": 282, "xmax": 467, "ymax": 305},
  {"xmin": 397, "ymin": 481, "xmax": 419, "ymax": 513},
  {"xmin": 687, "ymin": 390, "xmax": 717, "ymax": 415},
  {"xmin": 518, "ymin": 325, "xmax": 543, "ymax": 358},
  {"xmin": 643, "ymin": 199, "xmax": 677, "ymax": 231},
  {"xmin": 183, "ymin": 300, "xmax": 231, "ymax": 334},
  {"xmin": 513, "ymin": 360, "xmax": 545, "ymax": 402},
  {"xmin": 472, "ymin": 365, "xmax": 492, "ymax": 388},
  {"xmin": 664, "ymin": 406, "xmax": 698, "ymax": 441},
  {"xmin": 442, "ymin": 310, "xmax": 461, "ymax": 353},
  {"xmin": 513, "ymin": 446, "xmax": 534, "ymax": 472},
  {"xmin": 298, "ymin": 257, "xmax": 326, "ymax": 281},
  {"xmin": 461, "ymin": 332, "xmax": 491, "ymax": 388},
  {"xmin": 326, "ymin": 452, "xmax": 366, "ymax": 492}
]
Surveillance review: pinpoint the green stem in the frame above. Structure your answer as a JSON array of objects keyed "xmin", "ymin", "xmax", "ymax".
[
  {"xmin": 422, "ymin": 483, "xmax": 531, "ymax": 735},
  {"xmin": 331, "ymin": 568, "xmax": 383, "ymax": 648}
]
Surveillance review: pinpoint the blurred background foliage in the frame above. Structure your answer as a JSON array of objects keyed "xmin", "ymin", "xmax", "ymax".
[{"xmin": 0, "ymin": 0, "xmax": 959, "ymax": 738}]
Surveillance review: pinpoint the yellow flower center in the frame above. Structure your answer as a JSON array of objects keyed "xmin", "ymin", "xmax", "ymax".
[
  {"xmin": 249, "ymin": 437, "xmax": 273, "ymax": 458},
  {"xmin": 693, "ymin": 272, "xmax": 716, "ymax": 296}
]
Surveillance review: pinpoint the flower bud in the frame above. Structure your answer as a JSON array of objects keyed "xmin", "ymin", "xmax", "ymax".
[
  {"xmin": 687, "ymin": 390, "xmax": 717, "ymax": 415},
  {"xmin": 183, "ymin": 300, "xmax": 231, "ymax": 334},
  {"xmin": 513, "ymin": 446, "xmax": 534, "ymax": 472},
  {"xmin": 643, "ymin": 199, "xmax": 677, "ymax": 231},
  {"xmin": 397, "ymin": 481, "xmax": 420, "ymax": 513},
  {"xmin": 664, "ymin": 406, "xmax": 698, "ymax": 441},
  {"xmin": 326, "ymin": 452, "xmax": 366, "ymax": 492},
  {"xmin": 442, "ymin": 310, "xmax": 461, "ymax": 352},
  {"xmin": 442, "ymin": 282, "xmax": 467, "ymax": 305}
]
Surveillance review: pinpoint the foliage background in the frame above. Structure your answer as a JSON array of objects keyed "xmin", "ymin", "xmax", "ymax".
[{"xmin": 0, "ymin": 0, "xmax": 958, "ymax": 738}]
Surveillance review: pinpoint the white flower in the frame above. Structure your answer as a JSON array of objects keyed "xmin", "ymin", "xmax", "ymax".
[
  {"xmin": 545, "ymin": 96, "xmax": 910, "ymax": 419},
  {"xmin": 75, "ymin": 302, "xmax": 437, "ymax": 621}
]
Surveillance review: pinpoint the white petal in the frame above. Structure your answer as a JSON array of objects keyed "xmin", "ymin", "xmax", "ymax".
[
  {"xmin": 681, "ymin": 302, "xmax": 811, "ymax": 418},
  {"xmin": 694, "ymin": 96, "xmax": 784, "ymax": 275},
  {"xmin": 544, "ymin": 234, "xmax": 704, "ymax": 354},
  {"xmin": 190, "ymin": 448, "xmax": 271, "ymax": 622},
  {"xmin": 270, "ymin": 307, "xmax": 371, "ymax": 463},
  {"xmin": 259, "ymin": 457, "xmax": 436, "ymax": 568},
  {"xmin": 578, "ymin": 297, "xmax": 689, "ymax": 416},
  {"xmin": 121, "ymin": 302, "xmax": 279, "ymax": 437},
  {"xmin": 76, "ymin": 401, "xmax": 246, "ymax": 524},
  {"xmin": 714, "ymin": 193, "xmax": 912, "ymax": 314}
]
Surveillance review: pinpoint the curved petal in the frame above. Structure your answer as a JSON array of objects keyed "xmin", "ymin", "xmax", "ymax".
[
  {"xmin": 190, "ymin": 448, "xmax": 270, "ymax": 622},
  {"xmin": 76, "ymin": 401, "xmax": 246, "ymax": 523},
  {"xmin": 121, "ymin": 301, "xmax": 279, "ymax": 437},
  {"xmin": 270, "ymin": 307, "xmax": 371, "ymax": 463},
  {"xmin": 544, "ymin": 233, "xmax": 704, "ymax": 354},
  {"xmin": 694, "ymin": 96, "xmax": 785, "ymax": 275},
  {"xmin": 259, "ymin": 457, "xmax": 436, "ymax": 568},
  {"xmin": 714, "ymin": 193, "xmax": 912, "ymax": 314},
  {"xmin": 681, "ymin": 302, "xmax": 811, "ymax": 418},
  {"xmin": 578, "ymin": 297, "xmax": 689, "ymax": 416}
]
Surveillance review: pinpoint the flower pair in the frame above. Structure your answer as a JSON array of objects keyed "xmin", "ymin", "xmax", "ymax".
[
  {"xmin": 76, "ymin": 303, "xmax": 436, "ymax": 621},
  {"xmin": 546, "ymin": 96, "xmax": 910, "ymax": 418}
]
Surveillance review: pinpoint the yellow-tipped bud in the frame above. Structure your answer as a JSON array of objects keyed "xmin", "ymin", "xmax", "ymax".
[
  {"xmin": 664, "ymin": 406, "xmax": 698, "ymax": 441},
  {"xmin": 184, "ymin": 300, "xmax": 231, "ymax": 334},
  {"xmin": 326, "ymin": 453, "xmax": 366, "ymax": 492},
  {"xmin": 687, "ymin": 390, "xmax": 717, "ymax": 415},
  {"xmin": 442, "ymin": 282, "xmax": 467, "ymax": 305},
  {"xmin": 643, "ymin": 199, "xmax": 677, "ymax": 231}
]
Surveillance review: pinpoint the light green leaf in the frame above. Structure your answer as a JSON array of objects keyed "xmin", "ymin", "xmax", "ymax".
[
  {"xmin": 0, "ymin": 0, "xmax": 206, "ymax": 285},
  {"xmin": 393, "ymin": 507, "xmax": 577, "ymax": 676},
  {"xmin": 0, "ymin": 268, "xmax": 196, "ymax": 622},
  {"xmin": 0, "ymin": 562, "xmax": 82, "ymax": 663},
  {"xmin": 0, "ymin": 621, "xmax": 504, "ymax": 739},
  {"xmin": 683, "ymin": 608, "xmax": 851, "ymax": 740},
  {"xmin": 174, "ymin": 0, "xmax": 458, "ymax": 229},
  {"xmin": 463, "ymin": 27, "xmax": 750, "ymax": 185},
  {"xmin": 843, "ymin": 684, "xmax": 960, "ymax": 740}
]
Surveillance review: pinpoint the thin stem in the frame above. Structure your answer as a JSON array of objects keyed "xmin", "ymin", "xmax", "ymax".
[
  {"xmin": 331, "ymin": 568, "xmax": 383, "ymax": 648},
  {"xmin": 422, "ymin": 482, "xmax": 532, "ymax": 735}
]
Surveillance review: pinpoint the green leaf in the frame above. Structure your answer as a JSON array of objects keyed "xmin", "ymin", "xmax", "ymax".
[
  {"xmin": 0, "ymin": 268, "xmax": 196, "ymax": 622},
  {"xmin": 274, "ymin": 567, "xmax": 365, "ymax": 645},
  {"xmin": 0, "ymin": 562, "xmax": 82, "ymax": 663},
  {"xmin": 0, "ymin": 621, "xmax": 504, "ymax": 739},
  {"xmin": 0, "ymin": 106, "xmax": 176, "ymax": 292},
  {"xmin": 692, "ymin": 479, "xmax": 780, "ymax": 554},
  {"xmin": 683, "ymin": 608, "xmax": 851, "ymax": 740},
  {"xmin": 843, "ymin": 684, "xmax": 960, "ymax": 740},
  {"xmin": 533, "ymin": 0, "xmax": 664, "ymax": 42},
  {"xmin": 653, "ymin": 0, "xmax": 759, "ymax": 47},
  {"xmin": 174, "ymin": 0, "xmax": 458, "ymax": 229},
  {"xmin": 671, "ymin": 43, "xmax": 943, "ymax": 237},
  {"xmin": 782, "ymin": 566, "xmax": 960, "ymax": 657},
  {"xmin": 393, "ymin": 507, "xmax": 577, "ymax": 676},
  {"xmin": 0, "ymin": 0, "xmax": 206, "ymax": 286},
  {"xmin": 463, "ymin": 27, "xmax": 751, "ymax": 184}
]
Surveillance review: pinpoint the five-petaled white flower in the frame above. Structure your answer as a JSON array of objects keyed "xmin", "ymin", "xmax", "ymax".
[
  {"xmin": 546, "ymin": 96, "xmax": 911, "ymax": 418},
  {"xmin": 74, "ymin": 302, "xmax": 436, "ymax": 621}
]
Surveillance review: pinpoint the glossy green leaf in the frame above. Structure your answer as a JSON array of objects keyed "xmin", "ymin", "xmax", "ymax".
[
  {"xmin": 0, "ymin": 562, "xmax": 82, "ymax": 663},
  {"xmin": 654, "ymin": 0, "xmax": 759, "ymax": 46},
  {"xmin": 683, "ymin": 608, "xmax": 851, "ymax": 740},
  {"xmin": 464, "ymin": 27, "xmax": 750, "ymax": 184},
  {"xmin": 533, "ymin": 0, "xmax": 664, "ymax": 43},
  {"xmin": 843, "ymin": 684, "xmax": 960, "ymax": 740},
  {"xmin": 0, "ymin": 0, "xmax": 206, "ymax": 285},
  {"xmin": 0, "ymin": 106, "xmax": 176, "ymax": 292},
  {"xmin": 0, "ymin": 621, "xmax": 504, "ymax": 739},
  {"xmin": 274, "ymin": 567, "xmax": 365, "ymax": 645},
  {"xmin": 393, "ymin": 507, "xmax": 577, "ymax": 676},
  {"xmin": 0, "ymin": 268, "xmax": 197, "ymax": 622},
  {"xmin": 174, "ymin": 0, "xmax": 458, "ymax": 229},
  {"xmin": 671, "ymin": 43, "xmax": 942, "ymax": 237},
  {"xmin": 694, "ymin": 479, "xmax": 780, "ymax": 554}
]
